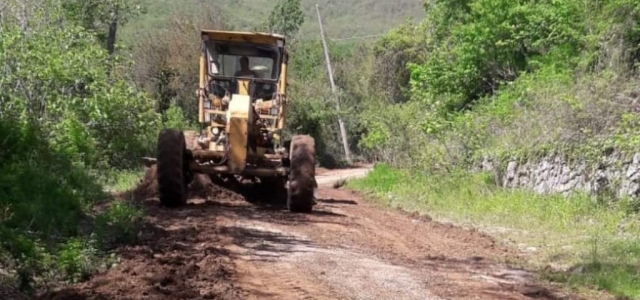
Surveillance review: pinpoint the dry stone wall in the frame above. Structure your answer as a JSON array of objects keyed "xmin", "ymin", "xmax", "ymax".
[{"xmin": 479, "ymin": 153, "xmax": 640, "ymax": 199}]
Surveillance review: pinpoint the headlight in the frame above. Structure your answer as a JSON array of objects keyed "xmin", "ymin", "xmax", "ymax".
[
  {"xmin": 211, "ymin": 127, "xmax": 220, "ymax": 135},
  {"xmin": 204, "ymin": 100, "xmax": 212, "ymax": 109},
  {"xmin": 269, "ymin": 107, "xmax": 279, "ymax": 116}
]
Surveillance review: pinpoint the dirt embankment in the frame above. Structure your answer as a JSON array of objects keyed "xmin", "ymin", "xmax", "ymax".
[
  {"xmin": 45, "ymin": 169, "xmax": 241, "ymax": 300},
  {"xmin": 41, "ymin": 167, "xmax": 608, "ymax": 300}
]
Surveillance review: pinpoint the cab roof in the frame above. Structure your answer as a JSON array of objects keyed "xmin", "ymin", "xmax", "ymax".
[{"xmin": 201, "ymin": 30, "xmax": 285, "ymax": 47}]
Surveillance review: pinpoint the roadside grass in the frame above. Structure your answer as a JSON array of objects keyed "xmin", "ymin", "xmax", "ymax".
[
  {"xmin": 348, "ymin": 164, "xmax": 640, "ymax": 299},
  {"xmin": 95, "ymin": 201, "xmax": 144, "ymax": 248},
  {"xmin": 545, "ymin": 239, "xmax": 640, "ymax": 298},
  {"xmin": 103, "ymin": 169, "xmax": 145, "ymax": 193}
]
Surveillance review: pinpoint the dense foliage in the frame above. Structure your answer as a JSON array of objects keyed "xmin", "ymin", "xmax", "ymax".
[
  {"xmin": 0, "ymin": 0, "xmax": 157, "ymax": 291},
  {"xmin": 1, "ymin": 28, "xmax": 158, "ymax": 169},
  {"xmin": 358, "ymin": 0, "xmax": 640, "ymax": 170}
]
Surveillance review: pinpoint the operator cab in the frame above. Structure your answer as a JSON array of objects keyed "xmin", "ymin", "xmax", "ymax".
[
  {"xmin": 204, "ymin": 36, "xmax": 282, "ymax": 101},
  {"xmin": 198, "ymin": 30, "xmax": 288, "ymax": 156}
]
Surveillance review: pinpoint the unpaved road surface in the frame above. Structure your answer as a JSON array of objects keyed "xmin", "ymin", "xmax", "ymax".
[{"xmin": 44, "ymin": 167, "xmax": 595, "ymax": 300}]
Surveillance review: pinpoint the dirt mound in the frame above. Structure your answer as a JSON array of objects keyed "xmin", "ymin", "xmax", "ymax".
[
  {"xmin": 134, "ymin": 165, "xmax": 160, "ymax": 200},
  {"xmin": 134, "ymin": 130, "xmax": 240, "ymax": 202},
  {"xmin": 42, "ymin": 198, "xmax": 241, "ymax": 300},
  {"xmin": 134, "ymin": 130, "xmax": 256, "ymax": 204},
  {"xmin": 44, "ymin": 249, "xmax": 239, "ymax": 300},
  {"xmin": 188, "ymin": 174, "xmax": 243, "ymax": 201},
  {"xmin": 134, "ymin": 166, "xmax": 244, "ymax": 203}
]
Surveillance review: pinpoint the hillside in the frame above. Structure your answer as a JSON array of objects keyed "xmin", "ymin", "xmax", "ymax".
[{"xmin": 120, "ymin": 0, "xmax": 425, "ymax": 42}]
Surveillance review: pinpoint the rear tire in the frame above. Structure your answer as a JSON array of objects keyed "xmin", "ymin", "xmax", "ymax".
[
  {"xmin": 157, "ymin": 129, "xmax": 188, "ymax": 207},
  {"xmin": 287, "ymin": 135, "xmax": 317, "ymax": 213}
]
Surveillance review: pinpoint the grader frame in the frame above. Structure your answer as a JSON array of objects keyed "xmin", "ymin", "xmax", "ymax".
[{"xmin": 152, "ymin": 30, "xmax": 317, "ymax": 213}]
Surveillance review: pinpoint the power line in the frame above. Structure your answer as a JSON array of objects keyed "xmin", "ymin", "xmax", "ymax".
[{"xmin": 330, "ymin": 34, "xmax": 386, "ymax": 42}]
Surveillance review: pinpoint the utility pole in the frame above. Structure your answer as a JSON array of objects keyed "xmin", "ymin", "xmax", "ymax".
[
  {"xmin": 0, "ymin": 1, "xmax": 5, "ymax": 28},
  {"xmin": 315, "ymin": 4, "xmax": 352, "ymax": 164},
  {"xmin": 18, "ymin": 0, "xmax": 28, "ymax": 32}
]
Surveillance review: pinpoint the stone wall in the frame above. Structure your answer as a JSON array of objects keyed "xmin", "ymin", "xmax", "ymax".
[{"xmin": 479, "ymin": 153, "xmax": 640, "ymax": 199}]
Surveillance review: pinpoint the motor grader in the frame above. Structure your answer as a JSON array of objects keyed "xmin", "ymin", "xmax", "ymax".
[{"xmin": 152, "ymin": 30, "xmax": 317, "ymax": 213}]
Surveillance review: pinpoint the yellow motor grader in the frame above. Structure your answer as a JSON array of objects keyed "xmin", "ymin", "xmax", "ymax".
[{"xmin": 152, "ymin": 30, "xmax": 317, "ymax": 212}]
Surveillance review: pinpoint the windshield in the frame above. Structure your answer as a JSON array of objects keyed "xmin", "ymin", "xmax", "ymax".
[{"xmin": 205, "ymin": 40, "xmax": 281, "ymax": 80}]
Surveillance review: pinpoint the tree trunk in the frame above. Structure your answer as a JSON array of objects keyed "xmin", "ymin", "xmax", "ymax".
[
  {"xmin": 0, "ymin": 0, "xmax": 5, "ymax": 27},
  {"xmin": 18, "ymin": 0, "xmax": 28, "ymax": 32},
  {"xmin": 106, "ymin": 5, "xmax": 119, "ymax": 55}
]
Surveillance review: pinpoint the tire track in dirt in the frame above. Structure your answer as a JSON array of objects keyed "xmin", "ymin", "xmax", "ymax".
[{"xmin": 40, "ymin": 167, "xmax": 608, "ymax": 300}]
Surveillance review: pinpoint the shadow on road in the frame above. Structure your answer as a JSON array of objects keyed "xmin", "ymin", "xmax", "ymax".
[{"xmin": 317, "ymin": 198, "xmax": 358, "ymax": 205}]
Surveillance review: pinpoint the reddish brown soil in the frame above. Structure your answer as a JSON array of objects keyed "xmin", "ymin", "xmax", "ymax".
[{"xmin": 39, "ymin": 168, "xmax": 607, "ymax": 300}]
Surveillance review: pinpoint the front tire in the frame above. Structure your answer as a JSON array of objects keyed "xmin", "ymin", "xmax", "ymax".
[
  {"xmin": 157, "ymin": 129, "xmax": 188, "ymax": 207},
  {"xmin": 287, "ymin": 135, "xmax": 317, "ymax": 213}
]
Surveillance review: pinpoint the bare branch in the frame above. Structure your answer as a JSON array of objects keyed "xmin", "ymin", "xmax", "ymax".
[{"xmin": 18, "ymin": 0, "xmax": 27, "ymax": 31}]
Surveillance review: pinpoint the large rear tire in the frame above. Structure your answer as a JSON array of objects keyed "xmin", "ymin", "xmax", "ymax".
[
  {"xmin": 157, "ymin": 129, "xmax": 188, "ymax": 207},
  {"xmin": 287, "ymin": 135, "xmax": 317, "ymax": 213}
]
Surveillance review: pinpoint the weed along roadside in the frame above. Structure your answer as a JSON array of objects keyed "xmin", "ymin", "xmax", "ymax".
[{"xmin": 348, "ymin": 164, "xmax": 640, "ymax": 299}]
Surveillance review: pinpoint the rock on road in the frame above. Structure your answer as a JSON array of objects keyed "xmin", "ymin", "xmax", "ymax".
[{"xmin": 43, "ymin": 166, "xmax": 596, "ymax": 300}]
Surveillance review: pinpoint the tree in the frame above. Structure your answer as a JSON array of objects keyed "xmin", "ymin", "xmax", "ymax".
[
  {"xmin": 133, "ymin": 6, "xmax": 230, "ymax": 122},
  {"xmin": 62, "ymin": 0, "xmax": 143, "ymax": 54},
  {"xmin": 267, "ymin": 0, "xmax": 304, "ymax": 39},
  {"xmin": 0, "ymin": 0, "xmax": 64, "ymax": 31}
]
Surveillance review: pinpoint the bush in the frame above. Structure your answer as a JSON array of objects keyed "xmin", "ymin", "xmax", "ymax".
[
  {"xmin": 0, "ymin": 120, "xmax": 101, "ymax": 289},
  {"xmin": 0, "ymin": 26, "xmax": 160, "ymax": 170},
  {"xmin": 163, "ymin": 104, "xmax": 196, "ymax": 130},
  {"xmin": 0, "ymin": 122, "xmax": 105, "ymax": 237},
  {"xmin": 359, "ymin": 0, "xmax": 640, "ymax": 171},
  {"xmin": 95, "ymin": 202, "xmax": 143, "ymax": 248},
  {"xmin": 56, "ymin": 238, "xmax": 99, "ymax": 283},
  {"xmin": 0, "ymin": 15, "xmax": 158, "ymax": 291}
]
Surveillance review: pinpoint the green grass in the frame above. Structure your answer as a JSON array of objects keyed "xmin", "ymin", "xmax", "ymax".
[
  {"xmin": 546, "ymin": 239, "xmax": 640, "ymax": 298},
  {"xmin": 95, "ymin": 202, "xmax": 143, "ymax": 248},
  {"xmin": 348, "ymin": 164, "xmax": 640, "ymax": 299},
  {"xmin": 56, "ymin": 238, "xmax": 100, "ymax": 283},
  {"xmin": 103, "ymin": 169, "xmax": 144, "ymax": 193}
]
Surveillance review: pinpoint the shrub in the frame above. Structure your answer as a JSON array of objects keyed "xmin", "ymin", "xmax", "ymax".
[
  {"xmin": 95, "ymin": 202, "xmax": 143, "ymax": 247},
  {"xmin": 163, "ymin": 104, "xmax": 196, "ymax": 130},
  {"xmin": 0, "ymin": 26, "xmax": 160, "ymax": 170},
  {"xmin": 0, "ymin": 14, "xmax": 158, "ymax": 290},
  {"xmin": 361, "ymin": 0, "xmax": 640, "ymax": 171},
  {"xmin": 56, "ymin": 238, "xmax": 99, "ymax": 283}
]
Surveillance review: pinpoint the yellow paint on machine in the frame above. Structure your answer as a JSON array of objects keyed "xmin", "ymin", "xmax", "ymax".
[
  {"xmin": 201, "ymin": 30, "xmax": 284, "ymax": 46},
  {"xmin": 226, "ymin": 95, "xmax": 251, "ymax": 174},
  {"xmin": 237, "ymin": 79, "xmax": 250, "ymax": 96}
]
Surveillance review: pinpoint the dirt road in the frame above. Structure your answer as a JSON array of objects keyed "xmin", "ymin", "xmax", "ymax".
[{"xmin": 44, "ymin": 167, "xmax": 593, "ymax": 300}]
